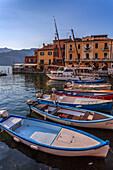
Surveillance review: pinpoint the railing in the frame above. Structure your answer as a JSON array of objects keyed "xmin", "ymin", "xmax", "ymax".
[
  {"xmin": 103, "ymin": 47, "xmax": 109, "ymax": 51},
  {"xmin": 84, "ymin": 47, "xmax": 91, "ymax": 52}
]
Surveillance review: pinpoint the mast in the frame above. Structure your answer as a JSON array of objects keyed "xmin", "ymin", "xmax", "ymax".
[
  {"xmin": 53, "ymin": 16, "xmax": 64, "ymax": 65},
  {"xmin": 71, "ymin": 29, "xmax": 79, "ymax": 63}
]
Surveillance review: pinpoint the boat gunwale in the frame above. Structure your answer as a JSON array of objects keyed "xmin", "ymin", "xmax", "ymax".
[
  {"xmin": 0, "ymin": 115, "xmax": 109, "ymax": 151},
  {"xmin": 30, "ymin": 104, "xmax": 113, "ymax": 124}
]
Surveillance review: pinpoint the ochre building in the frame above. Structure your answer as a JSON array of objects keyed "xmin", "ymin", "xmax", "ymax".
[{"xmin": 65, "ymin": 35, "xmax": 113, "ymax": 70}]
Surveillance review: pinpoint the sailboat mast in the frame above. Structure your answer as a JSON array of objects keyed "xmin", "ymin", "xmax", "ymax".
[
  {"xmin": 53, "ymin": 17, "xmax": 64, "ymax": 65},
  {"xmin": 71, "ymin": 29, "xmax": 79, "ymax": 62}
]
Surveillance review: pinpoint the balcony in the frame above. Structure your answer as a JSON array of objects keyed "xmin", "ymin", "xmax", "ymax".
[
  {"xmin": 92, "ymin": 58, "xmax": 100, "ymax": 61},
  {"xmin": 84, "ymin": 47, "xmax": 91, "ymax": 52},
  {"xmin": 82, "ymin": 58, "xmax": 90, "ymax": 61},
  {"xmin": 103, "ymin": 47, "xmax": 109, "ymax": 51},
  {"xmin": 68, "ymin": 49, "xmax": 75, "ymax": 53},
  {"xmin": 65, "ymin": 58, "xmax": 78, "ymax": 62}
]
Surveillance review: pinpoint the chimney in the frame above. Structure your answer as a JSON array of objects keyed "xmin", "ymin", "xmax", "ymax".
[
  {"xmin": 43, "ymin": 43, "xmax": 46, "ymax": 48},
  {"xmin": 69, "ymin": 36, "xmax": 71, "ymax": 40}
]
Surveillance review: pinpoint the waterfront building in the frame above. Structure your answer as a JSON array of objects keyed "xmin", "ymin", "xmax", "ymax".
[
  {"xmin": 35, "ymin": 43, "xmax": 53, "ymax": 71},
  {"xmin": 24, "ymin": 55, "xmax": 37, "ymax": 70},
  {"xmin": 65, "ymin": 35, "xmax": 113, "ymax": 70}
]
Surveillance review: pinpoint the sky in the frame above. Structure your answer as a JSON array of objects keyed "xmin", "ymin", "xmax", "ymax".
[{"xmin": 0, "ymin": 0, "xmax": 113, "ymax": 49}]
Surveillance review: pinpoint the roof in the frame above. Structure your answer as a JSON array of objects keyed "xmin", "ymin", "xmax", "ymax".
[{"xmin": 91, "ymin": 35, "xmax": 108, "ymax": 38}]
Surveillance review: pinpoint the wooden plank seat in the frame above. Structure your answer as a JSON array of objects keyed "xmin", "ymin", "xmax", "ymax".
[
  {"xmin": 35, "ymin": 104, "xmax": 48, "ymax": 111},
  {"xmin": 51, "ymin": 107, "xmax": 60, "ymax": 115}
]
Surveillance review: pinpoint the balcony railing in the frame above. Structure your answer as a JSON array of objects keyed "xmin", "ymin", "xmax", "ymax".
[
  {"xmin": 103, "ymin": 47, "xmax": 109, "ymax": 51},
  {"xmin": 84, "ymin": 47, "xmax": 91, "ymax": 52}
]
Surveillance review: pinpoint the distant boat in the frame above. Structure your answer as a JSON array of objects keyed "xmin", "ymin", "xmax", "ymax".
[
  {"xmin": 65, "ymin": 82, "xmax": 111, "ymax": 90},
  {"xmin": 47, "ymin": 66, "xmax": 103, "ymax": 81},
  {"xmin": 67, "ymin": 79, "xmax": 105, "ymax": 84},
  {"xmin": 0, "ymin": 110, "xmax": 109, "ymax": 157},
  {"xmin": 0, "ymin": 71, "xmax": 7, "ymax": 76},
  {"xmin": 26, "ymin": 100, "xmax": 113, "ymax": 130},
  {"xmin": 36, "ymin": 93, "xmax": 112, "ymax": 112},
  {"xmin": 54, "ymin": 89, "xmax": 113, "ymax": 100},
  {"xmin": 64, "ymin": 88, "xmax": 113, "ymax": 93}
]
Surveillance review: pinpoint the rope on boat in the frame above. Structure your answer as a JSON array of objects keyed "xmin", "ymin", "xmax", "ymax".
[{"xmin": 110, "ymin": 147, "xmax": 113, "ymax": 154}]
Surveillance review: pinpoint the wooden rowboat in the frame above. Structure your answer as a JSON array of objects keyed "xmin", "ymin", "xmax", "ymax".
[
  {"xmin": 54, "ymin": 89, "xmax": 113, "ymax": 100},
  {"xmin": 26, "ymin": 100, "xmax": 113, "ymax": 130},
  {"xmin": 0, "ymin": 110, "xmax": 109, "ymax": 157},
  {"xmin": 35, "ymin": 93, "xmax": 112, "ymax": 112}
]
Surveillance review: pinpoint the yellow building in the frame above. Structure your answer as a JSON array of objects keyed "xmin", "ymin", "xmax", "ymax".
[
  {"xmin": 35, "ymin": 43, "xmax": 54, "ymax": 70},
  {"xmin": 65, "ymin": 35, "xmax": 113, "ymax": 70}
]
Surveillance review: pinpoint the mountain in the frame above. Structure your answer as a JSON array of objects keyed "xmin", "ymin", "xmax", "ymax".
[{"xmin": 0, "ymin": 48, "xmax": 37, "ymax": 66}]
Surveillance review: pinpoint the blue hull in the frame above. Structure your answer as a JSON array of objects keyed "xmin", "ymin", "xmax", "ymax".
[
  {"xmin": 37, "ymin": 99, "xmax": 112, "ymax": 112},
  {"xmin": 68, "ymin": 79, "xmax": 105, "ymax": 84}
]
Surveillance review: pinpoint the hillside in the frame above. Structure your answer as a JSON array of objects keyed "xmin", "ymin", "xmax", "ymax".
[{"xmin": 0, "ymin": 48, "xmax": 37, "ymax": 66}]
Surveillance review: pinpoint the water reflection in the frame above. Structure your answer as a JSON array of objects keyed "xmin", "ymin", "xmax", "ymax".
[
  {"xmin": 0, "ymin": 69, "xmax": 113, "ymax": 169},
  {"xmin": 0, "ymin": 131, "xmax": 106, "ymax": 170}
]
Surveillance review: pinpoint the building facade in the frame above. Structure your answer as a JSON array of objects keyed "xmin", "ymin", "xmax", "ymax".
[
  {"xmin": 65, "ymin": 35, "xmax": 113, "ymax": 70},
  {"xmin": 35, "ymin": 43, "xmax": 54, "ymax": 70}
]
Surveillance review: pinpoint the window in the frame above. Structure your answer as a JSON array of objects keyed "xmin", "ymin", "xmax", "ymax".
[
  {"xmin": 28, "ymin": 59, "xmax": 31, "ymax": 62},
  {"xmin": 40, "ymin": 60, "xmax": 44, "ymax": 64},
  {"xmin": 69, "ymin": 54, "xmax": 72, "ymax": 60},
  {"xmin": 104, "ymin": 43, "xmax": 108, "ymax": 48},
  {"xmin": 86, "ymin": 44, "xmax": 89, "ymax": 48},
  {"xmin": 78, "ymin": 53, "xmax": 80, "ymax": 61},
  {"xmin": 104, "ymin": 53, "xmax": 107, "ymax": 59},
  {"xmin": 78, "ymin": 44, "xmax": 80, "ymax": 49},
  {"xmin": 40, "ymin": 52, "xmax": 44, "ymax": 55},
  {"xmin": 49, "ymin": 59, "xmax": 51, "ymax": 64},
  {"xmin": 33, "ymin": 59, "xmax": 36, "ymax": 63},
  {"xmin": 48, "ymin": 52, "xmax": 52, "ymax": 55},
  {"xmin": 86, "ymin": 53, "xmax": 89, "ymax": 59},
  {"xmin": 95, "ymin": 53, "xmax": 98, "ymax": 59},
  {"xmin": 70, "ymin": 45, "xmax": 72, "ymax": 51},
  {"xmin": 95, "ymin": 43, "xmax": 98, "ymax": 49},
  {"xmin": 63, "ymin": 44, "xmax": 65, "ymax": 49},
  {"xmin": 55, "ymin": 45, "xmax": 58, "ymax": 49}
]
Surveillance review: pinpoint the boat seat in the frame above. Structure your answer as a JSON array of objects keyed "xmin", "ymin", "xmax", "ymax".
[
  {"xmin": 35, "ymin": 104, "xmax": 48, "ymax": 111},
  {"xmin": 51, "ymin": 107, "xmax": 60, "ymax": 115}
]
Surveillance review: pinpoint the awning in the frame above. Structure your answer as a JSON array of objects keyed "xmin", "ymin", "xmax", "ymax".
[
  {"xmin": 12, "ymin": 63, "xmax": 24, "ymax": 66},
  {"xmin": 24, "ymin": 64, "xmax": 37, "ymax": 66}
]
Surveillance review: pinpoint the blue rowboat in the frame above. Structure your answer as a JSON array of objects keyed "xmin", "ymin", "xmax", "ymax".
[
  {"xmin": 54, "ymin": 89, "xmax": 113, "ymax": 100},
  {"xmin": 36, "ymin": 94, "xmax": 112, "ymax": 112},
  {"xmin": 0, "ymin": 111, "xmax": 109, "ymax": 157},
  {"xmin": 26, "ymin": 100, "xmax": 113, "ymax": 130},
  {"xmin": 67, "ymin": 79, "xmax": 105, "ymax": 84}
]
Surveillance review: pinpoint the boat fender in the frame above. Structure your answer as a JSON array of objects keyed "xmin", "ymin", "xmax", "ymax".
[
  {"xmin": 13, "ymin": 137, "xmax": 20, "ymax": 142},
  {"xmin": 26, "ymin": 100, "xmax": 33, "ymax": 105},
  {"xmin": 0, "ymin": 110, "xmax": 8, "ymax": 119},
  {"xmin": 30, "ymin": 145, "xmax": 39, "ymax": 150},
  {"xmin": 36, "ymin": 93, "xmax": 43, "ymax": 98},
  {"xmin": 52, "ymin": 88, "xmax": 56, "ymax": 93},
  {"xmin": 76, "ymin": 105, "xmax": 82, "ymax": 108}
]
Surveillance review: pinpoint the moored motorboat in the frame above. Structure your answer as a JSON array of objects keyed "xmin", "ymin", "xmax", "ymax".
[
  {"xmin": 0, "ymin": 110, "xmax": 109, "ymax": 157},
  {"xmin": 36, "ymin": 93, "xmax": 112, "ymax": 112},
  {"xmin": 26, "ymin": 100, "xmax": 113, "ymax": 130},
  {"xmin": 53, "ymin": 89, "xmax": 113, "ymax": 100}
]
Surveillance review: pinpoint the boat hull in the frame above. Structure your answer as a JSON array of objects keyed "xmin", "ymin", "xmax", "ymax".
[
  {"xmin": 47, "ymin": 74, "xmax": 104, "ymax": 82},
  {"xmin": 54, "ymin": 91, "xmax": 113, "ymax": 100},
  {"xmin": 38, "ymin": 99, "xmax": 112, "ymax": 112},
  {"xmin": 1, "ymin": 118, "xmax": 109, "ymax": 158},
  {"xmin": 31, "ymin": 106, "xmax": 113, "ymax": 130}
]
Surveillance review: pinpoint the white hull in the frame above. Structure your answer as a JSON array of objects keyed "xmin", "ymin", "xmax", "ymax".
[
  {"xmin": 47, "ymin": 74, "xmax": 97, "ymax": 81},
  {"xmin": 3, "ymin": 128, "xmax": 109, "ymax": 157}
]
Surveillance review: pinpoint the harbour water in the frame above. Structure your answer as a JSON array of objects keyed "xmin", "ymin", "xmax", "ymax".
[{"xmin": 0, "ymin": 66, "xmax": 113, "ymax": 170}]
